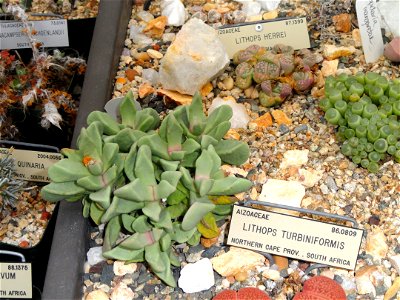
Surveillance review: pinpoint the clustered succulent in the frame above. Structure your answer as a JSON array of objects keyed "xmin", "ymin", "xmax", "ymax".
[
  {"xmin": 232, "ymin": 44, "xmax": 321, "ymax": 107},
  {"xmin": 41, "ymin": 92, "xmax": 252, "ymax": 286},
  {"xmin": 319, "ymin": 72, "xmax": 400, "ymax": 173},
  {"xmin": 0, "ymin": 149, "xmax": 29, "ymax": 215}
]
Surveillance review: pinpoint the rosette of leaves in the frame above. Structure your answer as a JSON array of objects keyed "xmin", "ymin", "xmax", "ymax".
[
  {"xmin": 0, "ymin": 149, "xmax": 30, "ymax": 214},
  {"xmin": 232, "ymin": 44, "xmax": 321, "ymax": 107},
  {"xmin": 41, "ymin": 91, "xmax": 251, "ymax": 286}
]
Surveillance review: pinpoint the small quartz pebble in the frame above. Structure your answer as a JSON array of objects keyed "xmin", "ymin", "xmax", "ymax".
[
  {"xmin": 332, "ymin": 13, "xmax": 352, "ymax": 33},
  {"xmin": 259, "ymin": 179, "xmax": 305, "ymax": 215},
  {"xmin": 240, "ymin": 1, "xmax": 261, "ymax": 17},
  {"xmin": 323, "ymin": 44, "xmax": 356, "ymax": 60},
  {"xmin": 271, "ymin": 110, "xmax": 292, "ymax": 125},
  {"xmin": 249, "ymin": 112, "xmax": 273, "ymax": 129},
  {"xmin": 298, "ymin": 168, "xmax": 323, "ymax": 188},
  {"xmin": 256, "ymin": 0, "xmax": 281, "ymax": 11},
  {"xmin": 389, "ymin": 255, "xmax": 400, "ymax": 273},
  {"xmin": 208, "ymin": 97, "xmax": 250, "ymax": 129},
  {"xmin": 87, "ymin": 247, "xmax": 105, "ymax": 266},
  {"xmin": 356, "ymin": 276, "xmax": 376, "ymax": 296},
  {"xmin": 365, "ymin": 227, "xmax": 388, "ymax": 259},
  {"xmin": 280, "ymin": 150, "xmax": 309, "ymax": 169},
  {"xmin": 273, "ymin": 256, "xmax": 289, "ymax": 271},
  {"xmin": 211, "ymin": 247, "xmax": 265, "ymax": 277},
  {"xmin": 321, "ymin": 59, "xmax": 339, "ymax": 77},
  {"xmin": 262, "ymin": 10, "xmax": 278, "ymax": 20},
  {"xmin": 146, "ymin": 49, "xmax": 163, "ymax": 59},
  {"xmin": 161, "ymin": 0, "xmax": 186, "ymax": 26},
  {"xmin": 178, "ymin": 258, "xmax": 215, "ymax": 293},
  {"xmin": 113, "ymin": 261, "xmax": 137, "ymax": 276},
  {"xmin": 110, "ymin": 282, "xmax": 134, "ymax": 300},
  {"xmin": 262, "ymin": 269, "xmax": 281, "ymax": 281},
  {"xmin": 86, "ymin": 289, "xmax": 109, "ymax": 300}
]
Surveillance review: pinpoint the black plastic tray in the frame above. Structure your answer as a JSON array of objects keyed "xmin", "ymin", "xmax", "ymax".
[{"xmin": 42, "ymin": 1, "xmax": 134, "ymax": 299}]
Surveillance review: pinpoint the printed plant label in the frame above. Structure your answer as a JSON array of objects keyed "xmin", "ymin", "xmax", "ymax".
[
  {"xmin": 0, "ymin": 19, "xmax": 69, "ymax": 50},
  {"xmin": 218, "ymin": 17, "xmax": 310, "ymax": 58},
  {"xmin": 0, "ymin": 263, "xmax": 32, "ymax": 299},
  {"xmin": 227, "ymin": 205, "xmax": 363, "ymax": 270},
  {"xmin": 0, "ymin": 148, "xmax": 62, "ymax": 182},
  {"xmin": 356, "ymin": 0, "xmax": 384, "ymax": 63}
]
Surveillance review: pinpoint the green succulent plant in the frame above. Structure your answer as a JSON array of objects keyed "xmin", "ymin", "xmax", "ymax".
[
  {"xmin": 0, "ymin": 149, "xmax": 29, "ymax": 214},
  {"xmin": 41, "ymin": 91, "xmax": 252, "ymax": 286},
  {"xmin": 320, "ymin": 71, "xmax": 400, "ymax": 173}
]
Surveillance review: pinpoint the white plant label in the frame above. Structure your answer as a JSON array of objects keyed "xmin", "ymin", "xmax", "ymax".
[
  {"xmin": 228, "ymin": 205, "xmax": 364, "ymax": 270},
  {"xmin": 0, "ymin": 19, "xmax": 69, "ymax": 50},
  {"xmin": 218, "ymin": 17, "xmax": 310, "ymax": 58},
  {"xmin": 0, "ymin": 263, "xmax": 32, "ymax": 298},
  {"xmin": 0, "ymin": 148, "xmax": 62, "ymax": 182},
  {"xmin": 356, "ymin": 0, "xmax": 384, "ymax": 63}
]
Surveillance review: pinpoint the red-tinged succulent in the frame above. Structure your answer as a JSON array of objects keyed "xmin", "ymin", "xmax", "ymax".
[
  {"xmin": 232, "ymin": 44, "xmax": 319, "ymax": 107},
  {"xmin": 292, "ymin": 69, "xmax": 315, "ymax": 93},
  {"xmin": 278, "ymin": 54, "xmax": 295, "ymax": 76},
  {"xmin": 259, "ymin": 80, "xmax": 293, "ymax": 107},
  {"xmin": 296, "ymin": 48, "xmax": 323, "ymax": 69},
  {"xmin": 213, "ymin": 287, "xmax": 271, "ymax": 300},
  {"xmin": 272, "ymin": 44, "xmax": 295, "ymax": 55},
  {"xmin": 235, "ymin": 62, "xmax": 253, "ymax": 89},
  {"xmin": 213, "ymin": 290, "xmax": 238, "ymax": 300},
  {"xmin": 293, "ymin": 291, "xmax": 332, "ymax": 300},
  {"xmin": 253, "ymin": 60, "xmax": 280, "ymax": 83},
  {"xmin": 302, "ymin": 276, "xmax": 346, "ymax": 300},
  {"xmin": 237, "ymin": 287, "xmax": 272, "ymax": 300}
]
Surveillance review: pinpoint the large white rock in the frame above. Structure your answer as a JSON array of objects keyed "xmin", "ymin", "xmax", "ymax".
[
  {"xmin": 159, "ymin": 18, "xmax": 229, "ymax": 95},
  {"xmin": 178, "ymin": 258, "xmax": 215, "ymax": 293},
  {"xmin": 259, "ymin": 179, "xmax": 305, "ymax": 215},
  {"xmin": 208, "ymin": 97, "xmax": 250, "ymax": 129}
]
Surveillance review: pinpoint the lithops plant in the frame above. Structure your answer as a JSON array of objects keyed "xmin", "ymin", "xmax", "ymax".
[
  {"xmin": 232, "ymin": 44, "xmax": 322, "ymax": 107},
  {"xmin": 41, "ymin": 91, "xmax": 252, "ymax": 286}
]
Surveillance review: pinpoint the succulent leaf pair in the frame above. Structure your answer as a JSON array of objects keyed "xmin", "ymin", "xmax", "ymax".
[{"xmin": 41, "ymin": 91, "xmax": 252, "ymax": 286}]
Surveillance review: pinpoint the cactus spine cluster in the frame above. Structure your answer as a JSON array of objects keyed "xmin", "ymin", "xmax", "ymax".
[
  {"xmin": 41, "ymin": 92, "xmax": 252, "ymax": 286},
  {"xmin": 233, "ymin": 44, "xmax": 321, "ymax": 107}
]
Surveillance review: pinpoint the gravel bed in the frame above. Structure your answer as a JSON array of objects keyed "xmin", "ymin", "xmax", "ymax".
[{"xmin": 82, "ymin": 0, "xmax": 400, "ymax": 299}]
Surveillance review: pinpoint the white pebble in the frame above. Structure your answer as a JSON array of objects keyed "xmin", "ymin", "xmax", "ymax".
[
  {"xmin": 178, "ymin": 258, "xmax": 215, "ymax": 293},
  {"xmin": 87, "ymin": 246, "xmax": 105, "ymax": 266}
]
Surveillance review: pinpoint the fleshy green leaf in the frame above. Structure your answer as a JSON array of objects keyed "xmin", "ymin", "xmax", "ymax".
[{"xmin": 197, "ymin": 212, "xmax": 220, "ymax": 238}]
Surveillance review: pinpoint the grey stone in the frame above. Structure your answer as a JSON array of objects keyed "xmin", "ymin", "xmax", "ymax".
[
  {"xmin": 137, "ymin": 272, "xmax": 152, "ymax": 284},
  {"xmin": 201, "ymin": 246, "xmax": 222, "ymax": 259},
  {"xmin": 100, "ymin": 264, "xmax": 114, "ymax": 284},
  {"xmin": 294, "ymin": 124, "xmax": 308, "ymax": 134},
  {"xmin": 279, "ymin": 124, "xmax": 290, "ymax": 135},
  {"xmin": 334, "ymin": 274, "xmax": 343, "ymax": 284},
  {"xmin": 159, "ymin": 18, "xmax": 229, "ymax": 95},
  {"xmin": 143, "ymin": 284, "xmax": 156, "ymax": 294},
  {"xmin": 325, "ymin": 176, "xmax": 338, "ymax": 192}
]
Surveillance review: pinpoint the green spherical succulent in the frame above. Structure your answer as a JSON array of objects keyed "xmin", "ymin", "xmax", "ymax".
[{"xmin": 321, "ymin": 71, "xmax": 400, "ymax": 172}]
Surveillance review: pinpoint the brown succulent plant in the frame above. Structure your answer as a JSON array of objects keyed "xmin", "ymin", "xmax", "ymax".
[{"xmin": 232, "ymin": 44, "xmax": 322, "ymax": 107}]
